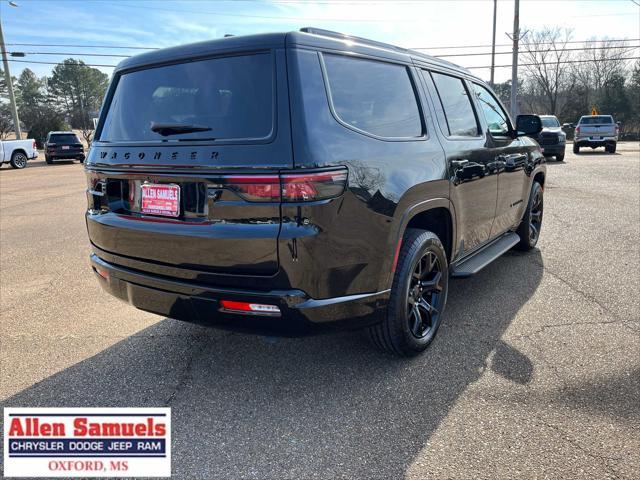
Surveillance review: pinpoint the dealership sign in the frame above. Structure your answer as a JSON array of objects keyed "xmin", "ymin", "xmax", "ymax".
[{"xmin": 3, "ymin": 408, "xmax": 171, "ymax": 477}]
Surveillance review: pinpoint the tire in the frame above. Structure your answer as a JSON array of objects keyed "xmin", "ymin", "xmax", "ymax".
[
  {"xmin": 45, "ymin": 155, "xmax": 53, "ymax": 164},
  {"xmin": 573, "ymin": 143, "xmax": 579, "ymax": 154},
  {"xmin": 9, "ymin": 151, "xmax": 28, "ymax": 169},
  {"xmin": 606, "ymin": 143, "xmax": 616, "ymax": 154},
  {"xmin": 555, "ymin": 152, "xmax": 565, "ymax": 162},
  {"xmin": 515, "ymin": 181, "xmax": 543, "ymax": 250},
  {"xmin": 367, "ymin": 228, "xmax": 449, "ymax": 357}
]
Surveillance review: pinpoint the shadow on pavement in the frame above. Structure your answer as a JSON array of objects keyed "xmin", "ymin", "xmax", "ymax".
[{"xmin": 1, "ymin": 250, "xmax": 543, "ymax": 479}]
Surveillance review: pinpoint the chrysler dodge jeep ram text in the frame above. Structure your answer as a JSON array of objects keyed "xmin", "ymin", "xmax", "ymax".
[{"xmin": 85, "ymin": 29, "xmax": 546, "ymax": 356}]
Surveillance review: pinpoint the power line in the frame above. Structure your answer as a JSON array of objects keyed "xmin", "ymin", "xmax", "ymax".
[
  {"xmin": 8, "ymin": 56, "xmax": 639, "ymax": 71},
  {"xmin": 466, "ymin": 56, "xmax": 640, "ymax": 70},
  {"xmin": 412, "ymin": 38, "xmax": 640, "ymax": 51},
  {"xmin": 435, "ymin": 44, "xmax": 640, "ymax": 58},
  {"xmin": 7, "ymin": 38, "xmax": 639, "ymax": 54},
  {"xmin": 5, "ymin": 42, "xmax": 157, "ymax": 50},
  {"xmin": 1, "ymin": 51, "xmax": 131, "ymax": 58},
  {"xmin": 4, "ymin": 44, "xmax": 638, "ymax": 62},
  {"xmin": 7, "ymin": 59, "xmax": 117, "ymax": 68}
]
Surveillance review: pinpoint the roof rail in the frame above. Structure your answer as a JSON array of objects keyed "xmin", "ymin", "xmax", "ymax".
[{"xmin": 299, "ymin": 27, "xmax": 408, "ymax": 54}]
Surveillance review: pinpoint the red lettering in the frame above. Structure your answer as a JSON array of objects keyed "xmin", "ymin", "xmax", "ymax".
[
  {"xmin": 73, "ymin": 417, "xmax": 88, "ymax": 436},
  {"xmin": 8, "ymin": 418, "xmax": 24, "ymax": 436}
]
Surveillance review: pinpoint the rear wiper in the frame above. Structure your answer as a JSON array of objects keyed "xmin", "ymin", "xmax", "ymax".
[{"xmin": 150, "ymin": 121, "xmax": 212, "ymax": 137}]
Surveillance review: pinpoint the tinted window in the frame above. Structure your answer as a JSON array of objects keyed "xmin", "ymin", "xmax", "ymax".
[
  {"xmin": 430, "ymin": 72, "xmax": 479, "ymax": 137},
  {"xmin": 541, "ymin": 117, "xmax": 560, "ymax": 127},
  {"xmin": 100, "ymin": 53, "xmax": 273, "ymax": 142},
  {"xmin": 323, "ymin": 54, "xmax": 422, "ymax": 138},
  {"xmin": 50, "ymin": 134, "xmax": 80, "ymax": 144},
  {"xmin": 472, "ymin": 83, "xmax": 510, "ymax": 136},
  {"xmin": 580, "ymin": 116, "xmax": 613, "ymax": 125}
]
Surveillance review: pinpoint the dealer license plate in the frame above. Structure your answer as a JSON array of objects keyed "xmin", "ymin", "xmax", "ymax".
[{"xmin": 141, "ymin": 183, "xmax": 180, "ymax": 217}]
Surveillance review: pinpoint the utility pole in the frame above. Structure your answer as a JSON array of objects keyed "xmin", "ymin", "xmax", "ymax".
[
  {"xmin": 0, "ymin": 9, "xmax": 22, "ymax": 139},
  {"xmin": 490, "ymin": 0, "xmax": 497, "ymax": 86},
  {"xmin": 509, "ymin": 0, "xmax": 520, "ymax": 118}
]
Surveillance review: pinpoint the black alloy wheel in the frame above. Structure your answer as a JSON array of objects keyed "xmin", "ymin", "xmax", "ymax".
[
  {"xmin": 407, "ymin": 250, "xmax": 444, "ymax": 339},
  {"xmin": 367, "ymin": 228, "xmax": 449, "ymax": 356},
  {"xmin": 516, "ymin": 181, "xmax": 543, "ymax": 250},
  {"xmin": 528, "ymin": 187, "xmax": 543, "ymax": 244}
]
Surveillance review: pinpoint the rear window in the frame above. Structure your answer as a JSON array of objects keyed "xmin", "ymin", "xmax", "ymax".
[
  {"xmin": 322, "ymin": 54, "xmax": 423, "ymax": 138},
  {"xmin": 50, "ymin": 134, "xmax": 80, "ymax": 144},
  {"xmin": 580, "ymin": 116, "xmax": 613, "ymax": 125},
  {"xmin": 430, "ymin": 72, "xmax": 479, "ymax": 137},
  {"xmin": 99, "ymin": 53, "xmax": 273, "ymax": 142}
]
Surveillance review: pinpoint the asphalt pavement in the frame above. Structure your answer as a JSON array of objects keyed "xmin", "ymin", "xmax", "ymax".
[{"xmin": 1, "ymin": 144, "xmax": 639, "ymax": 479}]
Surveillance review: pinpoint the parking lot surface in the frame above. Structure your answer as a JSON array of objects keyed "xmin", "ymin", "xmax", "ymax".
[{"xmin": 1, "ymin": 145, "xmax": 639, "ymax": 479}]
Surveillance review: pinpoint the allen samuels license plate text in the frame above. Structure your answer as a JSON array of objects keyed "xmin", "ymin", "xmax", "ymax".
[{"xmin": 3, "ymin": 408, "xmax": 171, "ymax": 477}]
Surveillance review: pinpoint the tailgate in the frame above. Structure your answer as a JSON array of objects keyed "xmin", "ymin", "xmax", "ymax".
[
  {"xmin": 86, "ymin": 164, "xmax": 283, "ymax": 275},
  {"xmin": 85, "ymin": 49, "xmax": 292, "ymax": 277},
  {"xmin": 580, "ymin": 125, "xmax": 616, "ymax": 136}
]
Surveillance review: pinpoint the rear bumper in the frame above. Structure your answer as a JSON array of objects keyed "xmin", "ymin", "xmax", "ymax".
[
  {"xmin": 49, "ymin": 151, "xmax": 85, "ymax": 159},
  {"xmin": 575, "ymin": 137, "xmax": 617, "ymax": 147},
  {"xmin": 90, "ymin": 254, "xmax": 388, "ymax": 335}
]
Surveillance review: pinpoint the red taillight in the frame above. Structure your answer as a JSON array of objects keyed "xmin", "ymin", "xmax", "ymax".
[
  {"xmin": 281, "ymin": 170, "xmax": 348, "ymax": 202},
  {"xmin": 219, "ymin": 300, "xmax": 281, "ymax": 315},
  {"xmin": 33, "ymin": 140, "xmax": 37, "ymax": 150},
  {"xmin": 224, "ymin": 168, "xmax": 348, "ymax": 203},
  {"xmin": 224, "ymin": 175, "xmax": 281, "ymax": 201},
  {"xmin": 575, "ymin": 126, "xmax": 580, "ymax": 134}
]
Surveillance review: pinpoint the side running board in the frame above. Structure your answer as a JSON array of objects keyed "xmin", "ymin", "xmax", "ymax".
[{"xmin": 451, "ymin": 232, "xmax": 520, "ymax": 278}]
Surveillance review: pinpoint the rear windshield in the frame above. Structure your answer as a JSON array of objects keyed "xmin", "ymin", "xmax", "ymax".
[
  {"xmin": 50, "ymin": 134, "xmax": 80, "ymax": 144},
  {"xmin": 580, "ymin": 116, "xmax": 613, "ymax": 125},
  {"xmin": 541, "ymin": 117, "xmax": 560, "ymax": 127},
  {"xmin": 99, "ymin": 53, "xmax": 273, "ymax": 142}
]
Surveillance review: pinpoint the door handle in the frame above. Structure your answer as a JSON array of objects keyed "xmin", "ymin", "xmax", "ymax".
[{"xmin": 451, "ymin": 159, "xmax": 469, "ymax": 169}]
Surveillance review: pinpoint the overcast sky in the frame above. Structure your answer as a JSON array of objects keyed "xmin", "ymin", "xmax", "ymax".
[{"xmin": 2, "ymin": 0, "xmax": 639, "ymax": 83}]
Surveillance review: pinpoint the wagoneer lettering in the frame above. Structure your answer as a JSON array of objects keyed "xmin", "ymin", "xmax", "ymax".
[{"xmin": 85, "ymin": 28, "xmax": 546, "ymax": 356}]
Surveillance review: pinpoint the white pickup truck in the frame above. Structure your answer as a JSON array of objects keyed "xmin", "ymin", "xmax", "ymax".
[
  {"xmin": 0, "ymin": 139, "xmax": 39, "ymax": 169},
  {"xmin": 572, "ymin": 115, "xmax": 619, "ymax": 154}
]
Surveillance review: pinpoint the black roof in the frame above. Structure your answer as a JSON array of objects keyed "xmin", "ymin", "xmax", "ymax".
[{"xmin": 115, "ymin": 28, "xmax": 477, "ymax": 80}]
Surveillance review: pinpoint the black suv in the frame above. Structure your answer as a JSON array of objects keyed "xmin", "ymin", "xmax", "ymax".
[
  {"xmin": 530, "ymin": 115, "xmax": 566, "ymax": 161},
  {"xmin": 85, "ymin": 29, "xmax": 545, "ymax": 356},
  {"xmin": 45, "ymin": 131, "xmax": 85, "ymax": 164}
]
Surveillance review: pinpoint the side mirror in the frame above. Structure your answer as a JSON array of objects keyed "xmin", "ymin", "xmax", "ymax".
[
  {"xmin": 515, "ymin": 114, "xmax": 542, "ymax": 137},
  {"xmin": 616, "ymin": 121, "xmax": 621, "ymax": 126}
]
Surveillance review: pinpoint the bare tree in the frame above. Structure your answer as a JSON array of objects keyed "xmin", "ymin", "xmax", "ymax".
[
  {"xmin": 570, "ymin": 38, "xmax": 633, "ymax": 105},
  {"xmin": 520, "ymin": 27, "xmax": 574, "ymax": 115}
]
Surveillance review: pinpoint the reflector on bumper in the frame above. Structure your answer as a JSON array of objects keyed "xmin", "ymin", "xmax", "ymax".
[{"xmin": 219, "ymin": 300, "xmax": 281, "ymax": 316}]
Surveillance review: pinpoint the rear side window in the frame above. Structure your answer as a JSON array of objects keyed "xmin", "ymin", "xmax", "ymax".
[
  {"xmin": 322, "ymin": 54, "xmax": 423, "ymax": 138},
  {"xmin": 100, "ymin": 53, "xmax": 273, "ymax": 142},
  {"xmin": 50, "ymin": 134, "xmax": 80, "ymax": 144},
  {"xmin": 430, "ymin": 72, "xmax": 479, "ymax": 137},
  {"xmin": 579, "ymin": 116, "xmax": 613, "ymax": 125}
]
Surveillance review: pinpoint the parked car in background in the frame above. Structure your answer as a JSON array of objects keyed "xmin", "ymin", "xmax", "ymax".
[
  {"xmin": 44, "ymin": 131, "xmax": 85, "ymax": 164},
  {"xmin": 572, "ymin": 115, "xmax": 618, "ymax": 154},
  {"xmin": 527, "ymin": 115, "xmax": 566, "ymax": 161},
  {"xmin": 85, "ymin": 28, "xmax": 546, "ymax": 357},
  {"xmin": 0, "ymin": 139, "xmax": 38, "ymax": 169}
]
